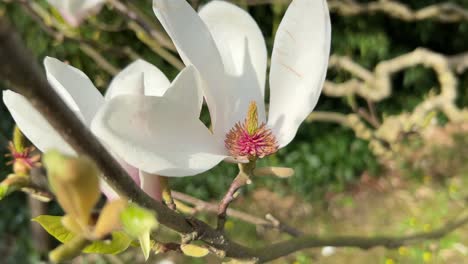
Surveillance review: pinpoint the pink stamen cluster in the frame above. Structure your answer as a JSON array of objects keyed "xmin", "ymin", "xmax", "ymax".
[
  {"xmin": 6, "ymin": 142, "xmax": 41, "ymax": 169},
  {"xmin": 225, "ymin": 122, "xmax": 278, "ymax": 160}
]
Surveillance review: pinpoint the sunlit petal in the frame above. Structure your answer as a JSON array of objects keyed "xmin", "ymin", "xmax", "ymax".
[
  {"xmin": 153, "ymin": 0, "xmax": 230, "ymax": 135},
  {"xmin": 92, "ymin": 68, "xmax": 227, "ymax": 177},
  {"xmin": 2, "ymin": 90, "xmax": 75, "ymax": 155},
  {"xmin": 44, "ymin": 57, "xmax": 104, "ymax": 126},
  {"xmin": 267, "ymin": 0, "xmax": 331, "ymax": 148},
  {"xmin": 105, "ymin": 59, "xmax": 170, "ymax": 99},
  {"xmin": 199, "ymin": 0, "xmax": 267, "ymax": 95}
]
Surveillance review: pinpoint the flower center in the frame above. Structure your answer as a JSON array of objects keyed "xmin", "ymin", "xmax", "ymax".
[{"xmin": 225, "ymin": 101, "xmax": 278, "ymax": 160}]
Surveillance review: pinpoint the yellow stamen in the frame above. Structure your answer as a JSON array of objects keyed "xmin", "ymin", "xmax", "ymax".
[{"xmin": 246, "ymin": 101, "xmax": 258, "ymax": 135}]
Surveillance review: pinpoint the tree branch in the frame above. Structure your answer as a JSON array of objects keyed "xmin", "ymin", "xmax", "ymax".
[
  {"xmin": 173, "ymin": 191, "xmax": 303, "ymax": 237},
  {"xmin": 217, "ymin": 163, "xmax": 253, "ymax": 231},
  {"xmin": 225, "ymin": 0, "xmax": 468, "ymax": 23},
  {"xmin": 256, "ymin": 213, "xmax": 468, "ymax": 262}
]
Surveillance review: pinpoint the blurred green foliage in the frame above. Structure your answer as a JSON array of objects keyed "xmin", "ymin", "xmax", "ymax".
[{"xmin": 0, "ymin": 0, "xmax": 468, "ymax": 263}]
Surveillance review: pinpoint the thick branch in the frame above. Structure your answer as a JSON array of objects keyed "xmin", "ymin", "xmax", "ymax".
[{"xmin": 256, "ymin": 214, "xmax": 468, "ymax": 262}]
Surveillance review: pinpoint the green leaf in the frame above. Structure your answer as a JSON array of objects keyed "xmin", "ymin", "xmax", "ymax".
[
  {"xmin": 138, "ymin": 231, "xmax": 151, "ymax": 261},
  {"xmin": 83, "ymin": 232, "xmax": 132, "ymax": 255},
  {"xmin": 120, "ymin": 203, "xmax": 158, "ymax": 238},
  {"xmin": 32, "ymin": 215, "xmax": 75, "ymax": 243},
  {"xmin": 33, "ymin": 215, "xmax": 132, "ymax": 255}
]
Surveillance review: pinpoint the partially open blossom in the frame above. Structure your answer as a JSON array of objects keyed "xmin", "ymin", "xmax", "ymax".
[
  {"xmin": 46, "ymin": 0, "xmax": 106, "ymax": 27},
  {"xmin": 2, "ymin": 57, "xmax": 173, "ymax": 200},
  {"xmin": 92, "ymin": 0, "xmax": 331, "ymax": 177}
]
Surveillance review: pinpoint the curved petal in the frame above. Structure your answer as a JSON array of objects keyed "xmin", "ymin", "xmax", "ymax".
[
  {"xmin": 92, "ymin": 68, "xmax": 227, "ymax": 177},
  {"xmin": 162, "ymin": 66, "xmax": 203, "ymax": 118},
  {"xmin": 267, "ymin": 0, "xmax": 331, "ymax": 148},
  {"xmin": 44, "ymin": 57, "xmax": 104, "ymax": 126},
  {"xmin": 153, "ymin": 0, "xmax": 232, "ymax": 135},
  {"xmin": 105, "ymin": 59, "xmax": 170, "ymax": 100},
  {"xmin": 153, "ymin": 0, "xmax": 266, "ymax": 139},
  {"xmin": 199, "ymin": 0, "xmax": 267, "ymax": 95},
  {"xmin": 2, "ymin": 90, "xmax": 75, "ymax": 155}
]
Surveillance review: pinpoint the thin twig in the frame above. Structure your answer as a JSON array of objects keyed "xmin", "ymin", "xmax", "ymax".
[
  {"xmin": 107, "ymin": 0, "xmax": 176, "ymax": 51},
  {"xmin": 173, "ymin": 191, "xmax": 303, "ymax": 237},
  {"xmin": 217, "ymin": 171, "xmax": 251, "ymax": 231}
]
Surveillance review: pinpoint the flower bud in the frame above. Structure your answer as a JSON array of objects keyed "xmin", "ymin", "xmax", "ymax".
[
  {"xmin": 93, "ymin": 199, "xmax": 128, "ymax": 239},
  {"xmin": 43, "ymin": 150, "xmax": 100, "ymax": 230}
]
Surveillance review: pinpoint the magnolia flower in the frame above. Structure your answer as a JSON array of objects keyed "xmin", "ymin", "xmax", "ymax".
[
  {"xmin": 92, "ymin": 0, "xmax": 331, "ymax": 177},
  {"xmin": 2, "ymin": 57, "xmax": 177, "ymax": 200},
  {"xmin": 46, "ymin": 0, "xmax": 106, "ymax": 27}
]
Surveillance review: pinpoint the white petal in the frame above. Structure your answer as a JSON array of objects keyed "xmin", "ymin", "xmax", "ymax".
[
  {"xmin": 267, "ymin": 0, "xmax": 331, "ymax": 148},
  {"xmin": 153, "ymin": 0, "xmax": 230, "ymax": 135},
  {"xmin": 105, "ymin": 59, "xmax": 170, "ymax": 100},
  {"xmin": 199, "ymin": 0, "xmax": 267, "ymax": 95},
  {"xmin": 2, "ymin": 90, "xmax": 75, "ymax": 155},
  {"xmin": 47, "ymin": 0, "xmax": 105, "ymax": 26},
  {"xmin": 92, "ymin": 69, "xmax": 227, "ymax": 177},
  {"xmin": 162, "ymin": 66, "xmax": 203, "ymax": 118},
  {"xmin": 139, "ymin": 171, "xmax": 162, "ymax": 201},
  {"xmin": 153, "ymin": 0, "xmax": 266, "ymax": 139},
  {"xmin": 44, "ymin": 57, "xmax": 104, "ymax": 126}
]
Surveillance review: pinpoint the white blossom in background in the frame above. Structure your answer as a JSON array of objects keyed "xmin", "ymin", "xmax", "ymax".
[
  {"xmin": 2, "ymin": 57, "xmax": 176, "ymax": 200},
  {"xmin": 321, "ymin": 246, "xmax": 336, "ymax": 257},
  {"xmin": 92, "ymin": 0, "xmax": 331, "ymax": 177},
  {"xmin": 46, "ymin": 0, "xmax": 106, "ymax": 27}
]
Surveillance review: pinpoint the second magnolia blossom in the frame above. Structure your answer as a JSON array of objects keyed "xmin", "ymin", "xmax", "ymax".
[
  {"xmin": 92, "ymin": 0, "xmax": 331, "ymax": 177},
  {"xmin": 2, "ymin": 57, "xmax": 192, "ymax": 199},
  {"xmin": 46, "ymin": 0, "xmax": 106, "ymax": 27}
]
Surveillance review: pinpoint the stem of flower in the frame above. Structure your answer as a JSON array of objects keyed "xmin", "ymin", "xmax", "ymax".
[
  {"xmin": 48, "ymin": 235, "xmax": 90, "ymax": 263},
  {"xmin": 0, "ymin": 174, "xmax": 32, "ymax": 200},
  {"xmin": 216, "ymin": 161, "xmax": 255, "ymax": 231},
  {"xmin": 160, "ymin": 176, "xmax": 176, "ymax": 210}
]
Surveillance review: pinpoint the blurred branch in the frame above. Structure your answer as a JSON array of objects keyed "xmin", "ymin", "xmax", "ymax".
[
  {"xmin": 107, "ymin": 0, "xmax": 184, "ymax": 70},
  {"xmin": 127, "ymin": 21, "xmax": 184, "ymax": 70},
  {"xmin": 173, "ymin": 191, "xmax": 303, "ymax": 237},
  {"xmin": 16, "ymin": 0, "xmax": 121, "ymax": 75},
  {"xmin": 226, "ymin": 0, "xmax": 468, "ymax": 23},
  {"xmin": 107, "ymin": 0, "xmax": 176, "ymax": 51},
  {"xmin": 325, "ymin": 49, "xmax": 468, "ymax": 122},
  {"xmin": 257, "ymin": 213, "xmax": 468, "ymax": 262},
  {"xmin": 328, "ymin": 0, "xmax": 468, "ymax": 23}
]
